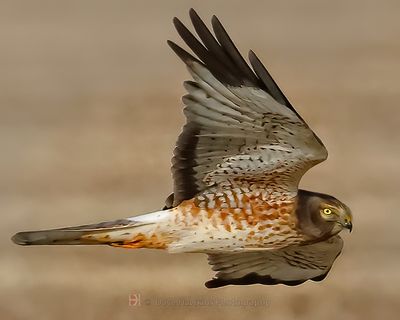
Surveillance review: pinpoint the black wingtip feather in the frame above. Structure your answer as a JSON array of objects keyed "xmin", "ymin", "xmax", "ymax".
[
  {"xmin": 172, "ymin": 15, "xmax": 239, "ymax": 85},
  {"xmin": 167, "ymin": 40, "xmax": 202, "ymax": 65},
  {"xmin": 211, "ymin": 15, "xmax": 258, "ymax": 85},
  {"xmin": 248, "ymin": 50, "xmax": 294, "ymax": 109},
  {"xmin": 173, "ymin": 17, "xmax": 213, "ymax": 66},
  {"xmin": 189, "ymin": 8, "xmax": 197, "ymax": 16},
  {"xmin": 189, "ymin": 9, "xmax": 233, "ymax": 69},
  {"xmin": 170, "ymin": 9, "xmax": 294, "ymax": 112}
]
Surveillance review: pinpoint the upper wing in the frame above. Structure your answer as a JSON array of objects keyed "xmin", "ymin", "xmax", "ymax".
[
  {"xmin": 206, "ymin": 235, "xmax": 343, "ymax": 288},
  {"xmin": 167, "ymin": 9, "xmax": 327, "ymax": 207}
]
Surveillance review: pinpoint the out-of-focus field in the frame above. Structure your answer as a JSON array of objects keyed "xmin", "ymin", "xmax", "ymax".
[{"xmin": 1, "ymin": 1, "xmax": 400, "ymax": 319}]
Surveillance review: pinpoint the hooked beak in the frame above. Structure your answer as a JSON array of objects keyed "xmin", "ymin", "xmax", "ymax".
[{"xmin": 343, "ymin": 220, "xmax": 353, "ymax": 232}]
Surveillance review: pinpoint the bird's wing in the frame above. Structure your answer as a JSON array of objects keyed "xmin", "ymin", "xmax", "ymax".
[
  {"xmin": 206, "ymin": 235, "xmax": 343, "ymax": 288},
  {"xmin": 167, "ymin": 9, "xmax": 327, "ymax": 207}
]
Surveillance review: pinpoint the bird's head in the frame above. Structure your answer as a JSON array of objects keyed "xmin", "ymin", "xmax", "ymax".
[
  {"xmin": 318, "ymin": 198, "xmax": 352, "ymax": 233},
  {"xmin": 296, "ymin": 189, "xmax": 353, "ymax": 239}
]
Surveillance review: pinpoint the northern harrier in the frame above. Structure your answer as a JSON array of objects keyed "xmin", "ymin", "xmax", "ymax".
[{"xmin": 12, "ymin": 9, "xmax": 352, "ymax": 288}]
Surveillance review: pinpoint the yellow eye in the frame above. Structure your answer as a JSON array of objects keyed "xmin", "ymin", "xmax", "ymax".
[{"xmin": 323, "ymin": 208, "xmax": 332, "ymax": 215}]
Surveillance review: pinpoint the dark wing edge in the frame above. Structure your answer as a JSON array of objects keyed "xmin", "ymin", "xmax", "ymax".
[{"xmin": 205, "ymin": 235, "xmax": 343, "ymax": 288}]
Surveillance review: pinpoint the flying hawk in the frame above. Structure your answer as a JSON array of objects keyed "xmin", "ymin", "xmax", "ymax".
[{"xmin": 12, "ymin": 9, "xmax": 352, "ymax": 288}]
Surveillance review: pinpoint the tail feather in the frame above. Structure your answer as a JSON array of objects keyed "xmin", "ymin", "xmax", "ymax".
[
  {"xmin": 12, "ymin": 210, "xmax": 172, "ymax": 247},
  {"xmin": 12, "ymin": 219, "xmax": 148, "ymax": 246}
]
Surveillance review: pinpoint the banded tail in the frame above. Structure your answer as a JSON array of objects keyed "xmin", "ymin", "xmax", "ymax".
[{"xmin": 11, "ymin": 210, "xmax": 171, "ymax": 248}]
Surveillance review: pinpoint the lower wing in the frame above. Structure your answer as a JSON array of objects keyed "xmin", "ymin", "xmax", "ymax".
[{"xmin": 206, "ymin": 235, "xmax": 343, "ymax": 288}]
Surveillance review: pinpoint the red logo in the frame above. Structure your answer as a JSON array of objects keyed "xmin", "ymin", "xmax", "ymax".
[{"xmin": 129, "ymin": 292, "xmax": 141, "ymax": 307}]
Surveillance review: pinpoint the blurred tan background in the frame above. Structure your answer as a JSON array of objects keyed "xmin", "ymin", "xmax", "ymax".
[{"xmin": 1, "ymin": 0, "xmax": 400, "ymax": 319}]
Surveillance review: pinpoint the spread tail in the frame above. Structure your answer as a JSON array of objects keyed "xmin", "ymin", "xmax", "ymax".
[{"xmin": 12, "ymin": 210, "xmax": 170, "ymax": 247}]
